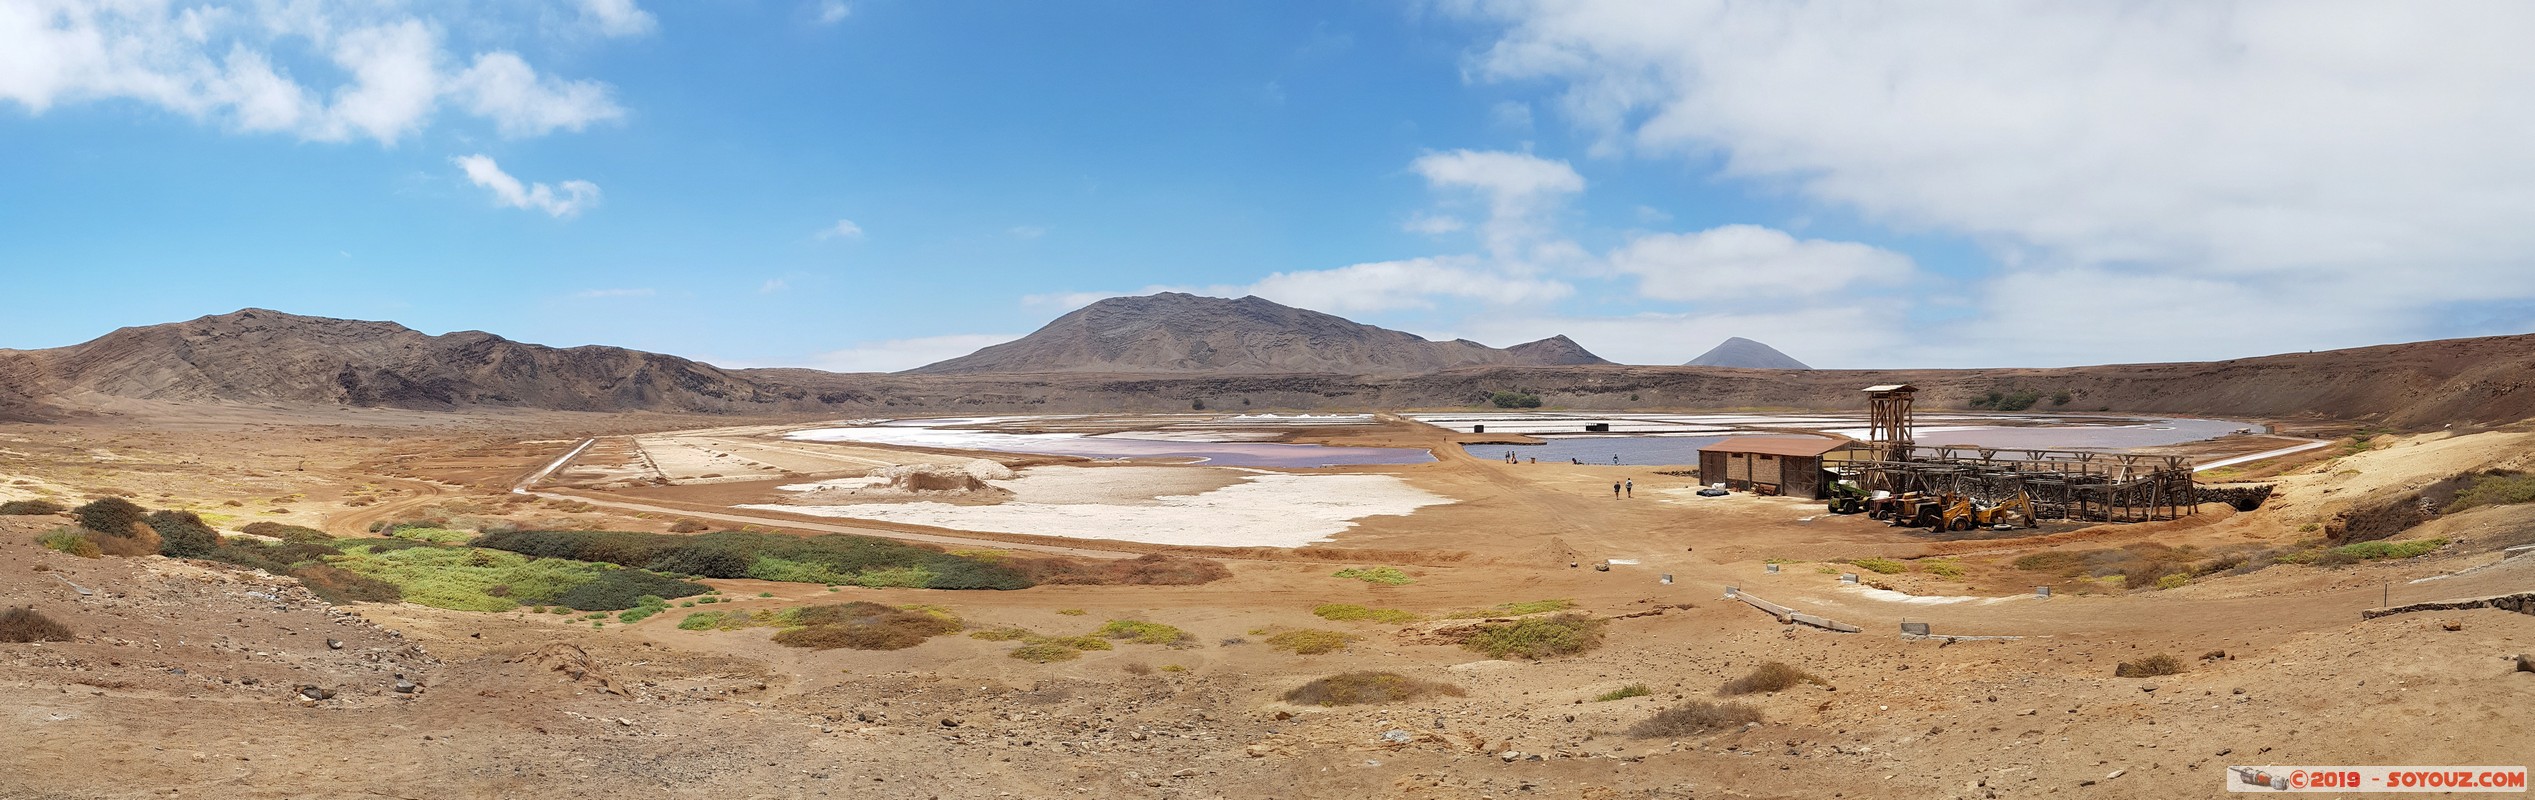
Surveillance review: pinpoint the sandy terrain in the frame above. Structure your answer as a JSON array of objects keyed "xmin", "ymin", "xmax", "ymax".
[{"xmin": 3, "ymin": 408, "xmax": 2532, "ymax": 799}]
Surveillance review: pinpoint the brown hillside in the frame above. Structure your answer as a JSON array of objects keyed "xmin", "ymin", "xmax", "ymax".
[{"xmin": 902, "ymin": 293, "xmax": 1612, "ymax": 375}]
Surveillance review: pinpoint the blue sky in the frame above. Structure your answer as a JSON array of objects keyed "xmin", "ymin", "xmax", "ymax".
[{"xmin": 6, "ymin": 1, "xmax": 2533, "ymax": 371}]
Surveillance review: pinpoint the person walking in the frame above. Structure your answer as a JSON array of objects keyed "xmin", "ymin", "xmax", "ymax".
[
  {"xmin": 1625, "ymin": 478, "xmax": 1634, "ymax": 497},
  {"xmin": 1613, "ymin": 481, "xmax": 1622, "ymax": 498},
  {"xmin": 1612, "ymin": 455, "xmax": 1620, "ymax": 465}
]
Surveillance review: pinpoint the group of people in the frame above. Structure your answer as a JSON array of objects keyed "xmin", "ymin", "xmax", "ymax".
[{"xmin": 1494, "ymin": 450, "xmax": 1638, "ymax": 496}]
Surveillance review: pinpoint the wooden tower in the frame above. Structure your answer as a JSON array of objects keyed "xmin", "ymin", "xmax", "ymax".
[{"xmin": 1864, "ymin": 384, "xmax": 1916, "ymax": 463}]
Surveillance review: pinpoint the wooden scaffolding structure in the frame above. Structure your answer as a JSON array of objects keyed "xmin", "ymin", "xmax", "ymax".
[{"xmin": 1840, "ymin": 382, "xmax": 2196, "ymax": 523}]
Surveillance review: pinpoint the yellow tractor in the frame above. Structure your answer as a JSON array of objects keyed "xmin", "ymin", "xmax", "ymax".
[
  {"xmin": 1927, "ymin": 495, "xmax": 1979, "ymax": 531},
  {"xmin": 1971, "ymin": 493, "xmax": 2040, "ymax": 529}
]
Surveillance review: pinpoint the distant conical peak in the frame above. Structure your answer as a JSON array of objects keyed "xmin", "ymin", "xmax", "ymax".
[{"xmin": 1686, "ymin": 337, "xmax": 1810, "ymax": 370}]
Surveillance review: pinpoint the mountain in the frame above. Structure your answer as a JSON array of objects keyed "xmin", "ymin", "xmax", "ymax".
[
  {"xmin": 4, "ymin": 309, "xmax": 789, "ymax": 414},
  {"xmin": 1685, "ymin": 337, "xmax": 1811, "ymax": 370},
  {"xmin": 904, "ymin": 293, "xmax": 1613, "ymax": 375},
  {"xmin": 7, "ymin": 306, "xmax": 2535, "ymax": 429}
]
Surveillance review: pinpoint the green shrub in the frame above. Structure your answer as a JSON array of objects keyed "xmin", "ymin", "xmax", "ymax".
[
  {"xmin": 1489, "ymin": 390, "xmax": 1544, "ymax": 409},
  {"xmin": 555, "ymin": 569, "xmax": 710, "ymax": 611},
  {"xmin": 1282, "ymin": 671, "xmax": 1464, "ymax": 706},
  {"xmin": 1595, "ymin": 684, "xmax": 1653, "ymax": 702},
  {"xmin": 2155, "ymin": 573, "xmax": 2190, "ymax": 590},
  {"xmin": 617, "ymin": 596, "xmax": 671, "ymax": 624},
  {"xmin": 1312, "ymin": 604, "xmax": 1418, "ymax": 624},
  {"xmin": 1718, "ymin": 662, "xmax": 1821, "ymax": 695},
  {"xmin": 146, "ymin": 510, "xmax": 221, "ymax": 558},
  {"xmin": 1627, "ymin": 701, "xmax": 1761, "ymax": 738},
  {"xmin": 969, "ymin": 626, "xmax": 1034, "ymax": 641},
  {"xmin": 851, "ymin": 565, "xmax": 936, "ymax": 588},
  {"xmin": 1099, "ymin": 619, "xmax": 1193, "ymax": 646},
  {"xmin": 1444, "ymin": 599, "xmax": 1573, "ymax": 619},
  {"xmin": 473, "ymin": 529, "xmax": 1032, "ymax": 590},
  {"xmin": 323, "ymin": 544, "xmax": 703, "ymax": 612},
  {"xmin": 1843, "ymin": 557, "xmax": 1907, "ymax": 575},
  {"xmin": 1265, "ymin": 629, "xmax": 1358, "ymax": 655},
  {"xmin": 73, "ymin": 497, "xmax": 148, "ymax": 539},
  {"xmin": 2329, "ymin": 538, "xmax": 2447, "ymax": 561},
  {"xmin": 1920, "ymin": 559, "xmax": 1965, "ymax": 578},
  {"xmin": 1968, "ymin": 388, "xmax": 2043, "ymax": 412},
  {"xmin": 238, "ymin": 522, "xmax": 333, "ymax": 543},
  {"xmin": 36, "ymin": 528, "xmax": 100, "ymax": 558},
  {"xmin": 1010, "ymin": 643, "xmax": 1084, "ymax": 663},
  {"xmin": 770, "ymin": 602, "xmax": 963, "ymax": 650},
  {"xmin": 1332, "ymin": 566, "xmax": 1412, "ymax": 585},
  {"xmin": 1460, "ymin": 613, "xmax": 1606, "ymax": 659},
  {"xmin": 0, "ymin": 499, "xmax": 64, "ymax": 516},
  {"xmin": 2450, "ymin": 472, "xmax": 2535, "ymax": 511},
  {"xmin": 386, "ymin": 527, "xmax": 475, "ymax": 545}
]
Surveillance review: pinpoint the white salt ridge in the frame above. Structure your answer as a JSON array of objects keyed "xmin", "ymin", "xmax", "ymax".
[{"xmin": 743, "ymin": 473, "xmax": 1450, "ymax": 548}]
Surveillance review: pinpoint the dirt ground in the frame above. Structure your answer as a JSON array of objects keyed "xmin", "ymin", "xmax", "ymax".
[{"xmin": 3, "ymin": 409, "xmax": 2532, "ymax": 799}]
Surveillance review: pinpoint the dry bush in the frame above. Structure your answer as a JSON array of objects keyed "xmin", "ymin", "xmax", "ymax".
[
  {"xmin": 0, "ymin": 607, "xmax": 72, "ymax": 643},
  {"xmin": 36, "ymin": 527, "xmax": 101, "ymax": 558},
  {"xmin": 1005, "ymin": 554, "xmax": 1230, "ymax": 586},
  {"xmin": 2114, "ymin": 654, "xmax": 2185, "ymax": 677},
  {"xmin": 668, "ymin": 519, "xmax": 711, "ymax": 533},
  {"xmin": 1009, "ymin": 643, "xmax": 1083, "ymax": 663},
  {"xmin": 1718, "ymin": 662, "xmax": 1823, "ymax": 696},
  {"xmin": 146, "ymin": 510, "xmax": 220, "ymax": 557},
  {"xmin": 84, "ymin": 526, "xmax": 161, "ymax": 557},
  {"xmin": 1265, "ymin": 629, "xmax": 1359, "ymax": 655},
  {"xmin": 1099, "ymin": 619, "xmax": 1194, "ymax": 646},
  {"xmin": 0, "ymin": 499, "xmax": 64, "ymax": 516},
  {"xmin": 1281, "ymin": 671, "xmax": 1464, "ymax": 706},
  {"xmin": 1459, "ymin": 613, "xmax": 1606, "ymax": 659},
  {"xmin": 771, "ymin": 602, "xmax": 962, "ymax": 651},
  {"xmin": 73, "ymin": 497, "xmax": 149, "ymax": 539},
  {"xmin": 1628, "ymin": 701, "xmax": 1762, "ymax": 738},
  {"xmin": 291, "ymin": 564, "xmax": 404, "ymax": 604},
  {"xmin": 238, "ymin": 522, "xmax": 333, "ymax": 543}
]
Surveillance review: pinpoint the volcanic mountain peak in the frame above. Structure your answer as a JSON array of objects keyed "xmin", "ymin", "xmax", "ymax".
[
  {"xmin": 905, "ymin": 292, "xmax": 1613, "ymax": 375},
  {"xmin": 1686, "ymin": 337, "xmax": 1812, "ymax": 370},
  {"xmin": 22, "ymin": 308, "xmax": 777, "ymax": 413}
]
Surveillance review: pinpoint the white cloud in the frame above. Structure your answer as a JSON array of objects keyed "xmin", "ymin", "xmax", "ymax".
[
  {"xmin": 573, "ymin": 287, "xmax": 654, "ymax": 299},
  {"xmin": 1409, "ymin": 149, "xmax": 1585, "ymax": 269},
  {"xmin": 1489, "ymin": 100, "xmax": 1533, "ymax": 131},
  {"xmin": 454, "ymin": 154, "xmax": 600, "ymax": 217},
  {"xmin": 0, "ymin": 2, "xmax": 627, "ymax": 144},
  {"xmin": 1402, "ymin": 213, "xmax": 1466, "ymax": 235},
  {"xmin": 758, "ymin": 278, "xmax": 789, "ymax": 294},
  {"xmin": 1454, "ymin": 0, "xmax": 2535, "ymax": 359},
  {"xmin": 808, "ymin": 333, "xmax": 1022, "ymax": 373},
  {"xmin": 449, "ymin": 52, "xmax": 624, "ymax": 138},
  {"xmin": 1233, "ymin": 257, "xmax": 1572, "ymax": 313},
  {"xmin": 1609, "ymin": 224, "xmax": 1913, "ymax": 301},
  {"xmin": 576, "ymin": 0, "xmax": 656, "ymax": 38},
  {"xmin": 815, "ymin": 218, "xmax": 864, "ymax": 240},
  {"xmin": 1008, "ymin": 225, "xmax": 1048, "ymax": 239},
  {"xmin": 813, "ymin": 1, "xmax": 852, "ymax": 25}
]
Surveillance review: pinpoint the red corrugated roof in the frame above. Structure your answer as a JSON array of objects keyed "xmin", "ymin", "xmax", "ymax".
[{"xmin": 1700, "ymin": 436, "xmax": 1848, "ymax": 458}]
